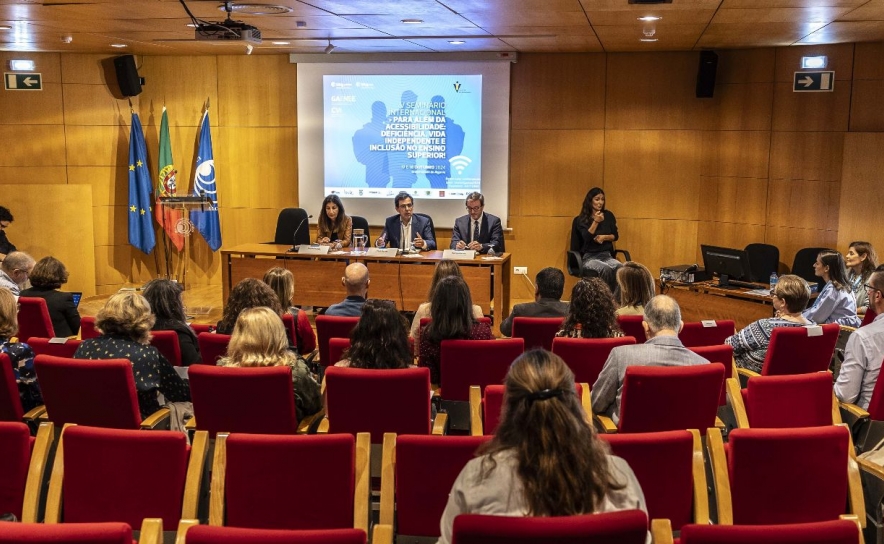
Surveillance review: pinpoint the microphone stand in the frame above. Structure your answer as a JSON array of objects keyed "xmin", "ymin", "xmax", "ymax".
[{"xmin": 287, "ymin": 215, "xmax": 312, "ymax": 252}]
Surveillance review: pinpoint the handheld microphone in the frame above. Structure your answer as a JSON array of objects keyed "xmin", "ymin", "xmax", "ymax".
[{"xmin": 287, "ymin": 214, "xmax": 313, "ymax": 252}]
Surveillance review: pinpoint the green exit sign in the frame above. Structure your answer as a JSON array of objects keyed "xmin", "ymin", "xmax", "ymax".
[{"xmin": 4, "ymin": 73, "xmax": 42, "ymax": 91}]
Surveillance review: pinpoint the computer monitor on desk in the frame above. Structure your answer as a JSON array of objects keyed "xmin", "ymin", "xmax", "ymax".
[{"xmin": 701, "ymin": 244, "xmax": 755, "ymax": 289}]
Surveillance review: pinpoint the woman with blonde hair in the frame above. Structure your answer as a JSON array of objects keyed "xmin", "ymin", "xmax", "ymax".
[
  {"xmin": 0, "ymin": 287, "xmax": 39, "ymax": 411},
  {"xmin": 262, "ymin": 267, "xmax": 317, "ymax": 355},
  {"xmin": 437, "ymin": 350, "xmax": 646, "ymax": 544},
  {"xmin": 615, "ymin": 262, "xmax": 655, "ymax": 316},
  {"xmin": 410, "ymin": 260, "xmax": 483, "ymax": 347},
  {"xmin": 219, "ymin": 307, "xmax": 321, "ymax": 420}
]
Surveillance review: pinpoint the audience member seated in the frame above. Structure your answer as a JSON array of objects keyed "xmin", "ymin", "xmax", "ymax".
[
  {"xmin": 591, "ymin": 295, "xmax": 709, "ymax": 424},
  {"xmin": 326, "ymin": 263, "xmax": 370, "ymax": 317},
  {"xmin": 835, "ymin": 265, "xmax": 884, "ymax": 409},
  {"xmin": 726, "ymin": 274, "xmax": 812, "ymax": 374},
  {"xmin": 556, "ymin": 277, "xmax": 621, "ymax": 339},
  {"xmin": 0, "ymin": 251, "xmax": 34, "ymax": 296},
  {"xmin": 411, "ymin": 260, "xmax": 483, "ymax": 347},
  {"xmin": 0, "ymin": 206, "xmax": 16, "ymax": 260},
  {"xmin": 73, "ymin": 291, "xmax": 190, "ymax": 419},
  {"xmin": 0, "ymin": 287, "xmax": 39, "ymax": 411},
  {"xmin": 419, "ymin": 276, "xmax": 492, "ymax": 385},
  {"xmin": 500, "ymin": 267, "xmax": 569, "ymax": 337},
  {"xmin": 615, "ymin": 262, "xmax": 655, "ymax": 317},
  {"xmin": 803, "ymin": 250, "xmax": 860, "ymax": 327},
  {"xmin": 262, "ymin": 267, "xmax": 317, "ymax": 355},
  {"xmin": 216, "ymin": 278, "xmax": 282, "ymax": 335},
  {"xmin": 336, "ymin": 299, "xmax": 412, "ymax": 369},
  {"xmin": 571, "ymin": 187, "xmax": 622, "ymax": 292},
  {"xmin": 218, "ymin": 307, "xmax": 321, "ymax": 421},
  {"xmin": 437, "ymin": 350, "xmax": 647, "ymax": 544},
  {"xmin": 845, "ymin": 241, "xmax": 877, "ymax": 314},
  {"xmin": 141, "ymin": 279, "xmax": 200, "ymax": 366},
  {"xmin": 316, "ymin": 194, "xmax": 353, "ymax": 248},
  {"xmin": 19, "ymin": 256, "xmax": 80, "ymax": 337}
]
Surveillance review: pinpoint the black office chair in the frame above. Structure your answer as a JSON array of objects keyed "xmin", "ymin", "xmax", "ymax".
[
  {"xmin": 566, "ymin": 223, "xmax": 631, "ymax": 278},
  {"xmin": 266, "ymin": 208, "xmax": 310, "ymax": 246},
  {"xmin": 791, "ymin": 247, "xmax": 833, "ymax": 292},
  {"xmin": 745, "ymin": 243, "xmax": 779, "ymax": 283},
  {"xmin": 351, "ymin": 215, "xmax": 370, "ymax": 242},
  {"xmin": 414, "ymin": 212, "xmax": 437, "ymax": 244}
]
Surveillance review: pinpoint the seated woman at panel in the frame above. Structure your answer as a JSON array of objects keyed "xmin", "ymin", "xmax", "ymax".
[
  {"xmin": 557, "ymin": 277, "xmax": 622, "ymax": 339},
  {"xmin": 845, "ymin": 241, "xmax": 878, "ymax": 314},
  {"xmin": 571, "ymin": 187, "xmax": 622, "ymax": 292},
  {"xmin": 20, "ymin": 256, "xmax": 80, "ymax": 337},
  {"xmin": 336, "ymin": 299, "xmax": 412, "ymax": 369},
  {"xmin": 216, "ymin": 278, "xmax": 282, "ymax": 335},
  {"xmin": 73, "ymin": 292, "xmax": 190, "ymax": 419},
  {"xmin": 316, "ymin": 194, "xmax": 353, "ymax": 248},
  {"xmin": 802, "ymin": 251, "xmax": 860, "ymax": 327},
  {"xmin": 615, "ymin": 262, "xmax": 655, "ymax": 317},
  {"xmin": 410, "ymin": 260, "xmax": 483, "ymax": 349},
  {"xmin": 142, "ymin": 279, "xmax": 201, "ymax": 366},
  {"xmin": 0, "ymin": 287, "xmax": 39, "ymax": 411},
  {"xmin": 419, "ymin": 276, "xmax": 492, "ymax": 386},
  {"xmin": 263, "ymin": 267, "xmax": 317, "ymax": 356},
  {"xmin": 218, "ymin": 307, "xmax": 321, "ymax": 421},
  {"xmin": 726, "ymin": 274, "xmax": 812, "ymax": 373},
  {"xmin": 437, "ymin": 350, "xmax": 647, "ymax": 544}
]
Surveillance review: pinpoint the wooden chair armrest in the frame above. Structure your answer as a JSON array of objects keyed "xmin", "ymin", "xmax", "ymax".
[
  {"xmin": 737, "ymin": 367, "xmax": 759, "ymax": 388},
  {"xmin": 185, "ymin": 416, "xmax": 197, "ymax": 430},
  {"xmin": 21, "ymin": 421, "xmax": 54, "ymax": 523},
  {"xmin": 208, "ymin": 433, "xmax": 228, "ymax": 526},
  {"xmin": 139, "ymin": 518, "xmax": 163, "ymax": 544},
  {"xmin": 372, "ymin": 524, "xmax": 394, "ymax": 544},
  {"xmin": 379, "ymin": 433, "xmax": 396, "ymax": 526},
  {"xmin": 706, "ymin": 427, "xmax": 733, "ymax": 525},
  {"xmin": 354, "ymin": 432, "xmax": 370, "ymax": 534},
  {"xmin": 832, "ymin": 394, "xmax": 844, "ymax": 425},
  {"xmin": 841, "ymin": 402, "xmax": 870, "ymax": 421},
  {"xmin": 314, "ymin": 416, "xmax": 329, "ymax": 434},
  {"xmin": 45, "ymin": 423, "xmax": 76, "ymax": 523},
  {"xmin": 432, "ymin": 412, "xmax": 448, "ymax": 435},
  {"xmin": 593, "ymin": 414, "xmax": 618, "ymax": 433},
  {"xmin": 22, "ymin": 405, "xmax": 46, "ymax": 422},
  {"xmin": 714, "ymin": 416, "xmax": 726, "ymax": 429},
  {"xmin": 140, "ymin": 407, "xmax": 171, "ymax": 430},
  {"xmin": 689, "ymin": 429, "xmax": 710, "ymax": 525},
  {"xmin": 297, "ymin": 408, "xmax": 325, "ymax": 434},
  {"xmin": 726, "ymin": 377, "xmax": 750, "ymax": 429},
  {"xmin": 843, "ymin": 423, "xmax": 866, "ymax": 528},
  {"xmin": 182, "ymin": 431, "xmax": 208, "ymax": 520},
  {"xmin": 578, "ymin": 382, "xmax": 592, "ymax": 421},
  {"xmin": 175, "ymin": 520, "xmax": 199, "ymax": 544},
  {"xmin": 650, "ymin": 518, "xmax": 673, "ymax": 544},
  {"xmin": 469, "ymin": 386, "xmax": 483, "ymax": 436}
]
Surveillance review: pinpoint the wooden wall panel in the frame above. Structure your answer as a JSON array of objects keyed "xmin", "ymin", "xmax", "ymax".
[
  {"xmin": 769, "ymin": 132, "xmax": 844, "ymax": 181},
  {"xmin": 716, "ymin": 49, "xmax": 776, "ymax": 84},
  {"xmin": 697, "ymin": 222, "xmax": 769, "ymax": 265},
  {"xmin": 219, "ymin": 208, "xmax": 284, "ymax": 249},
  {"xmin": 65, "ymin": 125, "xmax": 129, "ymax": 167},
  {"xmin": 63, "ymin": 83, "xmax": 128, "ymax": 126},
  {"xmin": 617, "ymin": 218, "xmax": 699, "ymax": 275},
  {"xmin": 217, "ymin": 56, "xmax": 297, "ymax": 127},
  {"xmin": 505, "ymin": 215, "xmax": 575, "ymax": 301},
  {"xmin": 703, "ymin": 83, "xmax": 773, "ymax": 131},
  {"xmin": 838, "ymin": 133, "xmax": 884, "ymax": 250},
  {"xmin": 61, "ymin": 54, "xmax": 117, "ymax": 85},
  {"xmin": 765, "ymin": 226, "xmax": 839, "ymax": 272},
  {"xmin": 68, "ymin": 167, "xmax": 127, "ymax": 206},
  {"xmin": 0, "ymin": 126, "xmax": 67, "ymax": 166},
  {"xmin": 849, "ymin": 80, "xmax": 884, "ymax": 132},
  {"xmin": 0, "ymin": 167, "xmax": 67, "ymax": 185},
  {"xmin": 702, "ymin": 130, "xmax": 770, "ymax": 179},
  {"xmin": 697, "ymin": 177, "xmax": 769, "ymax": 224},
  {"xmin": 770, "ymin": 82, "xmax": 851, "ymax": 132},
  {"xmin": 0, "ymin": 84, "xmax": 64, "ymax": 126},
  {"xmin": 766, "ymin": 179, "xmax": 841, "ymax": 230},
  {"xmin": 215, "ymin": 127, "xmax": 298, "ymax": 209},
  {"xmin": 137, "ymin": 56, "xmax": 219, "ymax": 128},
  {"xmin": 853, "ymin": 43, "xmax": 884, "ymax": 80}
]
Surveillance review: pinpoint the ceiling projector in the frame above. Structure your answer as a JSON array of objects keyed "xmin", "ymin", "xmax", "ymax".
[{"xmin": 195, "ymin": 21, "xmax": 262, "ymax": 44}]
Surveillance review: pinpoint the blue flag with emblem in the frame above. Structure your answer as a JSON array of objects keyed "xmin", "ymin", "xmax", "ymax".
[
  {"xmin": 190, "ymin": 109, "xmax": 222, "ymax": 251},
  {"xmin": 127, "ymin": 112, "xmax": 156, "ymax": 254}
]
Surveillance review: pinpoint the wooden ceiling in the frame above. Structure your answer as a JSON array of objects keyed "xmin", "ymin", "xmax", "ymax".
[{"xmin": 1, "ymin": 0, "xmax": 883, "ymax": 55}]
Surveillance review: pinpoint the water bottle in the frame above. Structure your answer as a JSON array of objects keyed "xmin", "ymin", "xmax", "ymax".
[{"xmin": 769, "ymin": 272, "xmax": 778, "ymax": 293}]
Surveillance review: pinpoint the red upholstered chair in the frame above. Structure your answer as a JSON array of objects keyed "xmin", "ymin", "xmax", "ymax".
[
  {"xmin": 0, "ymin": 522, "xmax": 137, "ymax": 544},
  {"xmin": 34, "ymin": 355, "xmax": 170, "ymax": 429},
  {"xmin": 689, "ymin": 344, "xmax": 735, "ymax": 406},
  {"xmin": 0, "ymin": 352, "xmax": 46, "ymax": 423},
  {"xmin": 861, "ymin": 309, "xmax": 877, "ymax": 327},
  {"xmin": 0, "ymin": 421, "xmax": 54, "ymax": 522},
  {"xmin": 191, "ymin": 323, "xmax": 213, "ymax": 335},
  {"xmin": 180, "ymin": 524, "xmax": 370, "ymax": 544},
  {"xmin": 149, "ymin": 329, "xmax": 182, "ymax": 366},
  {"xmin": 740, "ymin": 323, "xmax": 840, "ymax": 379},
  {"xmin": 281, "ymin": 312, "xmax": 297, "ymax": 347},
  {"xmin": 511, "ymin": 316, "xmax": 565, "ymax": 350},
  {"xmin": 209, "ymin": 433, "xmax": 370, "ymax": 534},
  {"xmin": 26, "ymin": 337, "xmax": 82, "ymax": 359},
  {"xmin": 616, "ymin": 314, "xmax": 646, "ymax": 343},
  {"xmin": 197, "ymin": 332, "xmax": 231, "ymax": 365},
  {"xmin": 316, "ymin": 316, "xmax": 359, "ymax": 368},
  {"xmin": 328, "ymin": 338, "xmax": 351, "ymax": 366},
  {"xmin": 79, "ymin": 316, "xmax": 99, "ymax": 339},
  {"xmin": 679, "ymin": 320, "xmax": 735, "ymax": 347},
  {"xmin": 551, "ymin": 336, "xmax": 635, "ymax": 386},
  {"xmin": 840, "ymin": 363, "xmax": 884, "ymax": 453},
  {"xmin": 706, "ymin": 426, "xmax": 864, "ymax": 526},
  {"xmin": 379, "ymin": 434, "xmax": 491, "ymax": 540},
  {"xmin": 595, "ymin": 363, "xmax": 725, "ymax": 434},
  {"xmin": 678, "ymin": 519, "xmax": 862, "ymax": 544},
  {"xmin": 600, "ymin": 430, "xmax": 707, "ymax": 533},
  {"xmin": 451, "ymin": 509, "xmax": 648, "ymax": 544},
  {"xmin": 44, "ymin": 425, "xmax": 209, "ymax": 530},
  {"xmin": 470, "ymin": 383, "xmax": 590, "ymax": 436},
  {"xmin": 17, "ymin": 297, "xmax": 55, "ymax": 340},
  {"xmin": 727, "ymin": 372, "xmax": 839, "ymax": 429},
  {"xmin": 439, "ymin": 338, "xmax": 525, "ymax": 402}
]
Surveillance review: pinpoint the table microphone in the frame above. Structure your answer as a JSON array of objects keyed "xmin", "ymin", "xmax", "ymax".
[{"xmin": 287, "ymin": 214, "xmax": 313, "ymax": 253}]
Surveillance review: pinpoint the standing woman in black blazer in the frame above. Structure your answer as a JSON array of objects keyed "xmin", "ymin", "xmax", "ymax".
[
  {"xmin": 20, "ymin": 256, "xmax": 80, "ymax": 337},
  {"xmin": 571, "ymin": 187, "xmax": 622, "ymax": 292},
  {"xmin": 142, "ymin": 278, "xmax": 201, "ymax": 366}
]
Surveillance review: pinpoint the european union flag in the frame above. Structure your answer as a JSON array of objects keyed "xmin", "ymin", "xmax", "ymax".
[
  {"xmin": 127, "ymin": 112, "xmax": 156, "ymax": 254},
  {"xmin": 190, "ymin": 110, "xmax": 222, "ymax": 252}
]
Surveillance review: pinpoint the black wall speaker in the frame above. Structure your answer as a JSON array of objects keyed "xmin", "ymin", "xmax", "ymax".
[
  {"xmin": 695, "ymin": 50, "xmax": 718, "ymax": 98},
  {"xmin": 113, "ymin": 55, "xmax": 143, "ymax": 97}
]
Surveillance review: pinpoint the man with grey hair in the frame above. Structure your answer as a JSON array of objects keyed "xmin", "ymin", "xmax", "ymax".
[
  {"xmin": 591, "ymin": 295, "xmax": 709, "ymax": 424},
  {"xmin": 325, "ymin": 262, "xmax": 370, "ymax": 317},
  {"xmin": 451, "ymin": 192, "xmax": 505, "ymax": 254},
  {"xmin": 0, "ymin": 251, "xmax": 35, "ymax": 295}
]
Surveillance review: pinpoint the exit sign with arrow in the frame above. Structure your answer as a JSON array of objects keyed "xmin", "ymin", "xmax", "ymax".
[
  {"xmin": 4, "ymin": 72, "xmax": 42, "ymax": 91},
  {"xmin": 793, "ymin": 71, "xmax": 834, "ymax": 92}
]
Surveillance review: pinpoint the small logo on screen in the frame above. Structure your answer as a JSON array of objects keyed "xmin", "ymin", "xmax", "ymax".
[{"xmin": 439, "ymin": 191, "xmax": 446, "ymax": 197}]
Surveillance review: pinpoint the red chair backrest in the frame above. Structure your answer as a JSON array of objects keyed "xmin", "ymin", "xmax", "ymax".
[
  {"xmin": 79, "ymin": 316, "xmax": 100, "ymax": 340},
  {"xmin": 862, "ymin": 309, "xmax": 877, "ymax": 327},
  {"xmin": 727, "ymin": 426, "xmax": 849, "ymax": 525},
  {"xmin": 224, "ymin": 433, "xmax": 356, "ymax": 530},
  {"xmin": 679, "ymin": 320, "xmax": 736, "ymax": 347},
  {"xmin": 440, "ymin": 339, "xmax": 525, "ymax": 401},
  {"xmin": 325, "ymin": 367, "xmax": 431, "ymax": 443},
  {"xmin": 395, "ymin": 435, "xmax": 490, "ymax": 537},
  {"xmin": 190, "ymin": 323, "xmax": 213, "ymax": 335},
  {"xmin": 184, "ymin": 525, "xmax": 367, "ymax": 544},
  {"xmin": 17, "ymin": 297, "xmax": 55, "ymax": 339},
  {"xmin": 552, "ymin": 336, "xmax": 636, "ymax": 386},
  {"xmin": 761, "ymin": 324, "xmax": 840, "ymax": 376},
  {"xmin": 0, "ymin": 422, "xmax": 32, "ymax": 519},
  {"xmin": 0, "ymin": 522, "xmax": 134, "ymax": 544},
  {"xmin": 866, "ymin": 358, "xmax": 884, "ymax": 420},
  {"xmin": 511, "ymin": 317, "xmax": 565, "ymax": 351},
  {"xmin": 26, "ymin": 337, "xmax": 82, "ymax": 359},
  {"xmin": 197, "ymin": 332, "xmax": 231, "ymax": 366},
  {"xmin": 316, "ymin": 316, "xmax": 360, "ymax": 367},
  {"xmin": 281, "ymin": 313, "xmax": 297, "ymax": 348},
  {"xmin": 34, "ymin": 355, "xmax": 142, "ymax": 428},
  {"xmin": 742, "ymin": 372, "xmax": 835, "ymax": 428},
  {"xmin": 189, "ymin": 365, "xmax": 298, "ymax": 438},
  {"xmin": 618, "ymin": 363, "xmax": 724, "ymax": 434},
  {"xmin": 149, "ymin": 330, "xmax": 182, "ymax": 366},
  {"xmin": 451, "ymin": 509, "xmax": 648, "ymax": 544},
  {"xmin": 616, "ymin": 315, "xmax": 646, "ymax": 343},
  {"xmin": 0, "ymin": 353, "xmax": 24, "ymax": 421},
  {"xmin": 688, "ymin": 344, "xmax": 734, "ymax": 406},
  {"xmin": 680, "ymin": 519, "xmax": 860, "ymax": 544},
  {"xmin": 328, "ymin": 338, "xmax": 351, "ymax": 366},
  {"xmin": 600, "ymin": 430, "xmax": 695, "ymax": 530},
  {"xmin": 482, "ymin": 384, "xmax": 584, "ymax": 436}
]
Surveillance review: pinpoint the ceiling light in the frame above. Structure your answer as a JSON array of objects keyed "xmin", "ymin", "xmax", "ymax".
[
  {"xmin": 0, "ymin": 25, "xmax": 11, "ymax": 31},
  {"xmin": 448, "ymin": 40, "xmax": 465, "ymax": 45},
  {"xmin": 219, "ymin": 3, "xmax": 292, "ymax": 15},
  {"xmin": 111, "ymin": 43, "xmax": 127, "ymax": 48},
  {"xmin": 186, "ymin": 23, "xmax": 198, "ymax": 28},
  {"xmin": 801, "ymin": 55, "xmax": 828, "ymax": 69},
  {"xmin": 401, "ymin": 18, "xmax": 423, "ymax": 24},
  {"xmin": 640, "ymin": 38, "xmax": 658, "ymax": 42},
  {"xmin": 271, "ymin": 41, "xmax": 290, "ymax": 45},
  {"xmin": 8, "ymin": 59, "xmax": 35, "ymax": 71},
  {"xmin": 324, "ymin": 39, "xmax": 336, "ymax": 54},
  {"xmin": 637, "ymin": 16, "xmax": 661, "ymax": 21}
]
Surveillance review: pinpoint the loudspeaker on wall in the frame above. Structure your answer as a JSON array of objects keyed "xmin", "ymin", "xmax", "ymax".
[
  {"xmin": 695, "ymin": 50, "xmax": 717, "ymax": 98},
  {"xmin": 113, "ymin": 55, "xmax": 143, "ymax": 97}
]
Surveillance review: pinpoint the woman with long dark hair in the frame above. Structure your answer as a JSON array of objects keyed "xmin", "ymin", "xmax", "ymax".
[
  {"xmin": 845, "ymin": 241, "xmax": 878, "ymax": 314},
  {"xmin": 409, "ymin": 260, "xmax": 483, "ymax": 348},
  {"xmin": 571, "ymin": 187, "xmax": 622, "ymax": 292},
  {"xmin": 337, "ymin": 299, "xmax": 412, "ymax": 369},
  {"xmin": 437, "ymin": 350, "xmax": 646, "ymax": 544},
  {"xmin": 802, "ymin": 250, "xmax": 860, "ymax": 327},
  {"xmin": 557, "ymin": 277, "xmax": 622, "ymax": 339},
  {"xmin": 316, "ymin": 194, "xmax": 353, "ymax": 248},
  {"xmin": 142, "ymin": 278, "xmax": 201, "ymax": 366}
]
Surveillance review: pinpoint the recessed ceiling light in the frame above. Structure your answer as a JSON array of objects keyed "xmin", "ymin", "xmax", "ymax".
[
  {"xmin": 0, "ymin": 25, "xmax": 11, "ymax": 30},
  {"xmin": 401, "ymin": 18, "xmax": 423, "ymax": 24},
  {"xmin": 640, "ymin": 38, "xmax": 658, "ymax": 42},
  {"xmin": 111, "ymin": 43, "xmax": 127, "ymax": 48},
  {"xmin": 271, "ymin": 41, "xmax": 290, "ymax": 45},
  {"xmin": 448, "ymin": 40, "xmax": 465, "ymax": 45},
  {"xmin": 220, "ymin": 3, "xmax": 292, "ymax": 15},
  {"xmin": 637, "ymin": 16, "xmax": 661, "ymax": 21}
]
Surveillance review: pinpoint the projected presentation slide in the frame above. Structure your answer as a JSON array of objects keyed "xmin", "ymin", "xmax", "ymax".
[{"xmin": 323, "ymin": 74, "xmax": 482, "ymax": 200}]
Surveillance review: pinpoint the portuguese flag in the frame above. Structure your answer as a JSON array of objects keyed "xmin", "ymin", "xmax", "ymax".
[{"xmin": 156, "ymin": 107, "xmax": 185, "ymax": 251}]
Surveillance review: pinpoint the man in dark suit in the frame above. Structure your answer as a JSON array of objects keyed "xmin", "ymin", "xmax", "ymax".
[
  {"xmin": 500, "ymin": 267, "xmax": 569, "ymax": 337},
  {"xmin": 376, "ymin": 191, "xmax": 436, "ymax": 251},
  {"xmin": 450, "ymin": 192, "xmax": 504, "ymax": 255}
]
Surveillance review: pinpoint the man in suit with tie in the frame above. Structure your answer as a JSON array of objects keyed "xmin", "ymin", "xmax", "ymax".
[
  {"xmin": 450, "ymin": 192, "xmax": 504, "ymax": 255},
  {"xmin": 376, "ymin": 191, "xmax": 436, "ymax": 251}
]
